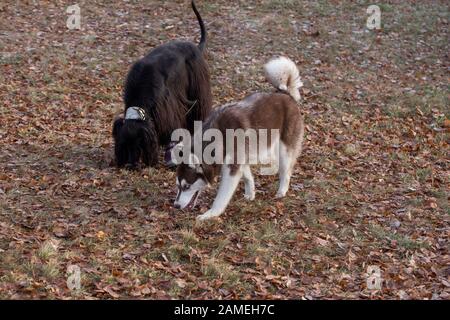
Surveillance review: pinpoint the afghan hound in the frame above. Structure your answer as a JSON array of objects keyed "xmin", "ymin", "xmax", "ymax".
[{"xmin": 112, "ymin": 1, "xmax": 212, "ymax": 169}]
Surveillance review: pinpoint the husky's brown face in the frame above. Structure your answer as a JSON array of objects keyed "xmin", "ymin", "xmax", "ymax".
[{"xmin": 174, "ymin": 163, "xmax": 208, "ymax": 209}]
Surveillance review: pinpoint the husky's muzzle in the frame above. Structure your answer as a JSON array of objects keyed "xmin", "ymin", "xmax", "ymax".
[{"xmin": 174, "ymin": 178, "xmax": 207, "ymax": 210}]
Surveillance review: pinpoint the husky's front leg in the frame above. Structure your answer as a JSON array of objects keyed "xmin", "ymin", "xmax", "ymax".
[
  {"xmin": 242, "ymin": 165, "xmax": 255, "ymax": 201},
  {"xmin": 197, "ymin": 165, "xmax": 242, "ymax": 221}
]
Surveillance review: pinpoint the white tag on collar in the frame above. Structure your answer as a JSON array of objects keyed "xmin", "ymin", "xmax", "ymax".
[{"xmin": 125, "ymin": 107, "xmax": 146, "ymax": 120}]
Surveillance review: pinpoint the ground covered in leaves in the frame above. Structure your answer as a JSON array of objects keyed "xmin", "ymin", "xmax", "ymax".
[{"xmin": 0, "ymin": 0, "xmax": 448, "ymax": 299}]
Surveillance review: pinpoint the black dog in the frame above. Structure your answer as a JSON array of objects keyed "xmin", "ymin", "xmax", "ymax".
[{"xmin": 113, "ymin": 1, "xmax": 212, "ymax": 169}]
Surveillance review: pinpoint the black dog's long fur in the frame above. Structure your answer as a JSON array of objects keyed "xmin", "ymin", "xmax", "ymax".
[{"xmin": 113, "ymin": 1, "xmax": 212, "ymax": 169}]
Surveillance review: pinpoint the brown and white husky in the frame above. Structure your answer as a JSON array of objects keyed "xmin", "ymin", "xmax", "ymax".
[{"xmin": 173, "ymin": 57, "xmax": 305, "ymax": 221}]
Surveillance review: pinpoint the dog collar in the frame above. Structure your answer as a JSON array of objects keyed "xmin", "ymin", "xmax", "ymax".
[{"xmin": 125, "ymin": 107, "xmax": 147, "ymax": 121}]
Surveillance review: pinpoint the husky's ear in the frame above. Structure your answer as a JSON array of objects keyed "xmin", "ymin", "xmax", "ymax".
[
  {"xmin": 172, "ymin": 142, "xmax": 184, "ymax": 155},
  {"xmin": 171, "ymin": 142, "xmax": 188, "ymax": 166},
  {"xmin": 174, "ymin": 141, "xmax": 184, "ymax": 149},
  {"xmin": 187, "ymin": 153, "xmax": 203, "ymax": 174},
  {"xmin": 188, "ymin": 153, "xmax": 200, "ymax": 166},
  {"xmin": 195, "ymin": 165, "xmax": 204, "ymax": 174}
]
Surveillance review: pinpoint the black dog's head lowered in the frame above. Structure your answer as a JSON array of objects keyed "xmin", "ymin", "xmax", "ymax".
[{"xmin": 112, "ymin": 111, "xmax": 159, "ymax": 169}]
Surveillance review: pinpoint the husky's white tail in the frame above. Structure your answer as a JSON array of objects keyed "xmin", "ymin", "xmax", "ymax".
[{"xmin": 264, "ymin": 56, "xmax": 303, "ymax": 102}]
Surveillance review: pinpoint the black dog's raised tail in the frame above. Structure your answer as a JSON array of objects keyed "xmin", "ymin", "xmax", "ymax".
[{"xmin": 191, "ymin": 1, "xmax": 207, "ymax": 52}]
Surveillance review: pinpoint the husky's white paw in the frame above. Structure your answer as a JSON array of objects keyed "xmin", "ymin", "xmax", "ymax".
[
  {"xmin": 275, "ymin": 191, "xmax": 287, "ymax": 199},
  {"xmin": 197, "ymin": 210, "xmax": 221, "ymax": 221},
  {"xmin": 244, "ymin": 192, "xmax": 255, "ymax": 201}
]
